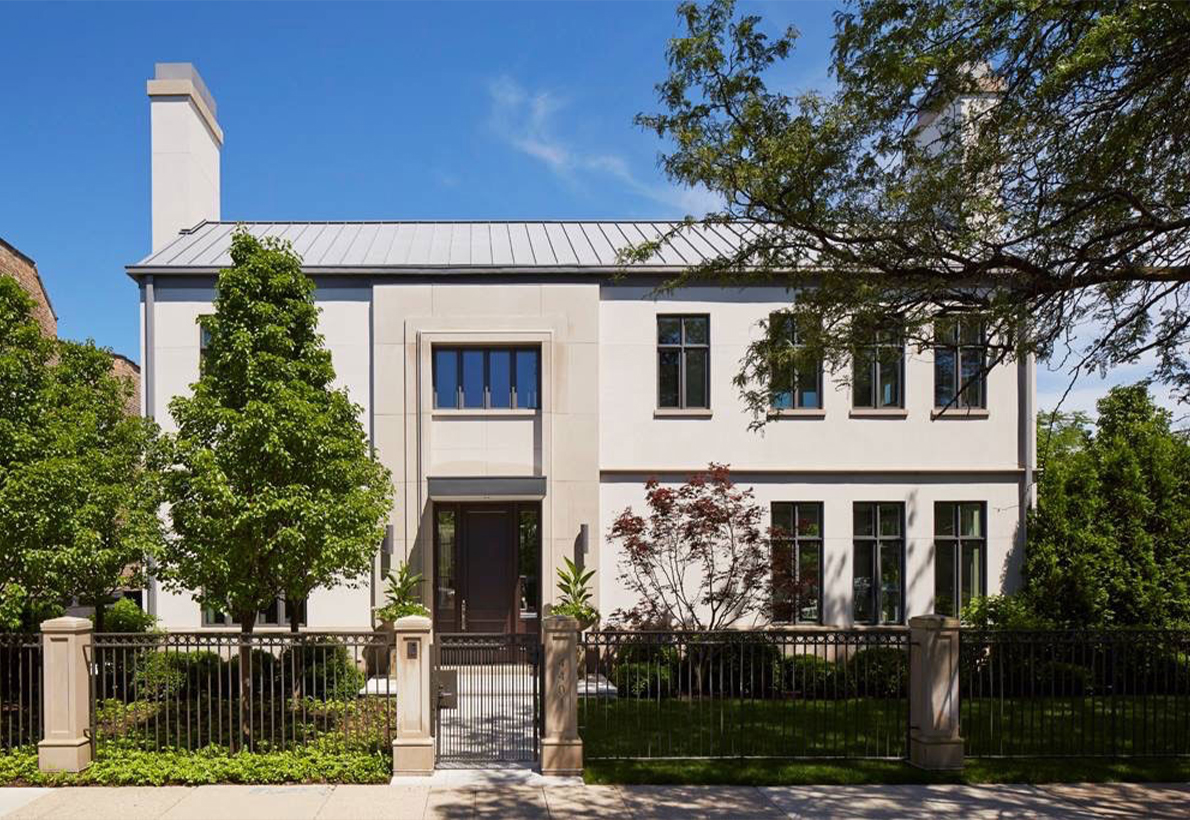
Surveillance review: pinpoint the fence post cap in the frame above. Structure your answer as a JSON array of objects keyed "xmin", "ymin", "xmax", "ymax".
[
  {"xmin": 392, "ymin": 615, "xmax": 432, "ymax": 633},
  {"xmin": 542, "ymin": 614, "xmax": 580, "ymax": 632},
  {"xmin": 908, "ymin": 614, "xmax": 960, "ymax": 630},
  {"xmin": 40, "ymin": 616, "xmax": 93, "ymax": 634}
]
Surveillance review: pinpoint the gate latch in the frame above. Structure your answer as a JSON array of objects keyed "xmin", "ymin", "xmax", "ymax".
[{"xmin": 433, "ymin": 669, "xmax": 458, "ymax": 709}]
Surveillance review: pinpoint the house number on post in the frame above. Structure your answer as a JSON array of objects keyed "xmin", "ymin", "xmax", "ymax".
[{"xmin": 406, "ymin": 639, "xmax": 418, "ymax": 660}]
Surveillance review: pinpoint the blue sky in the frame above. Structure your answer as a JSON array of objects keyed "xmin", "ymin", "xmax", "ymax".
[{"xmin": 0, "ymin": 1, "xmax": 1169, "ymax": 417}]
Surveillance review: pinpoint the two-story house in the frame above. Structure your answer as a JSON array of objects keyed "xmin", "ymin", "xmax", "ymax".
[{"xmin": 130, "ymin": 64, "xmax": 1035, "ymax": 633}]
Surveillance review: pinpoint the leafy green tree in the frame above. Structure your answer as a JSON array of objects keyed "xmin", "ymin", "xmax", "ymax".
[
  {"xmin": 1023, "ymin": 385, "xmax": 1190, "ymax": 627},
  {"xmin": 0, "ymin": 276, "xmax": 162, "ymax": 631},
  {"xmin": 158, "ymin": 230, "xmax": 392, "ymax": 635},
  {"xmin": 635, "ymin": 1, "xmax": 1190, "ymax": 417}
]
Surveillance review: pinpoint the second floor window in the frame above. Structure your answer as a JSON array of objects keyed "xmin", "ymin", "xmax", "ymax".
[
  {"xmin": 853, "ymin": 326, "xmax": 904, "ymax": 409},
  {"xmin": 657, "ymin": 315, "xmax": 710, "ymax": 409},
  {"xmin": 433, "ymin": 347, "xmax": 540, "ymax": 410},
  {"xmin": 770, "ymin": 314, "xmax": 822, "ymax": 410},
  {"xmin": 199, "ymin": 320, "xmax": 212, "ymax": 372},
  {"xmin": 935, "ymin": 318, "xmax": 987, "ymax": 409},
  {"xmin": 771, "ymin": 502, "xmax": 823, "ymax": 623}
]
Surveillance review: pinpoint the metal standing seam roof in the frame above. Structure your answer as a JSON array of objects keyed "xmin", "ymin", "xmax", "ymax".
[{"xmin": 127, "ymin": 220, "xmax": 764, "ymax": 274}]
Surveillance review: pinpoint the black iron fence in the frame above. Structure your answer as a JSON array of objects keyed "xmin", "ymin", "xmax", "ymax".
[
  {"xmin": 578, "ymin": 629, "xmax": 909, "ymax": 760},
  {"xmin": 89, "ymin": 631, "xmax": 396, "ymax": 754},
  {"xmin": 0, "ymin": 633, "xmax": 42, "ymax": 750},
  {"xmin": 961, "ymin": 630, "xmax": 1190, "ymax": 758},
  {"xmin": 433, "ymin": 633, "xmax": 541, "ymax": 765}
]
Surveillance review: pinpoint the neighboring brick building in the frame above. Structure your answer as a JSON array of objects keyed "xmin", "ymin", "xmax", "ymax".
[
  {"xmin": 1, "ymin": 235, "xmax": 141, "ymax": 416},
  {"xmin": 0, "ymin": 236, "xmax": 57, "ymax": 337}
]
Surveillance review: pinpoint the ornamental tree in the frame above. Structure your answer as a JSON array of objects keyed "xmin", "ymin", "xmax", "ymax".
[
  {"xmin": 608, "ymin": 464, "xmax": 770, "ymax": 630},
  {"xmin": 634, "ymin": 1, "xmax": 1190, "ymax": 417},
  {"xmin": 0, "ymin": 276, "xmax": 163, "ymax": 631},
  {"xmin": 159, "ymin": 230, "xmax": 392, "ymax": 635}
]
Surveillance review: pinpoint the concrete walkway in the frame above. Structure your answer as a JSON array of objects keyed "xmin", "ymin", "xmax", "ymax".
[{"xmin": 1, "ymin": 782, "xmax": 1187, "ymax": 819}]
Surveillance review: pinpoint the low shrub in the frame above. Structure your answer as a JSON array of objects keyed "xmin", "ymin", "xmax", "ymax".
[
  {"xmin": 279, "ymin": 640, "xmax": 367, "ymax": 701},
  {"xmin": 611, "ymin": 661, "xmax": 675, "ymax": 698},
  {"xmin": 100, "ymin": 598, "xmax": 158, "ymax": 633},
  {"xmin": 0, "ymin": 738, "xmax": 391, "ymax": 786},
  {"xmin": 844, "ymin": 647, "xmax": 908, "ymax": 698},
  {"xmin": 778, "ymin": 653, "xmax": 837, "ymax": 697},
  {"xmin": 679, "ymin": 638, "xmax": 784, "ymax": 697},
  {"xmin": 133, "ymin": 650, "xmax": 223, "ymax": 700}
]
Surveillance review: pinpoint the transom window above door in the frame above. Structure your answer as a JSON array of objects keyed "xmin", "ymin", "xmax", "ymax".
[{"xmin": 433, "ymin": 347, "xmax": 541, "ymax": 410}]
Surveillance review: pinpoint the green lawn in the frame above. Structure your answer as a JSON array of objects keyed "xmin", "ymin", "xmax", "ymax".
[
  {"xmin": 584, "ymin": 758, "xmax": 1190, "ymax": 786},
  {"xmin": 580, "ymin": 695, "xmax": 1190, "ymax": 760}
]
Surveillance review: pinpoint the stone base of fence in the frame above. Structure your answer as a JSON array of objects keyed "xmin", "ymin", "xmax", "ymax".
[
  {"xmin": 541, "ymin": 615, "xmax": 583, "ymax": 776},
  {"xmin": 38, "ymin": 617, "xmax": 93, "ymax": 773},
  {"xmin": 392, "ymin": 615, "xmax": 435, "ymax": 776}
]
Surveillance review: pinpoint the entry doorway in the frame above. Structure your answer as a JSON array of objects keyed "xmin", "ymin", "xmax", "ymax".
[{"xmin": 432, "ymin": 502, "xmax": 541, "ymax": 635}]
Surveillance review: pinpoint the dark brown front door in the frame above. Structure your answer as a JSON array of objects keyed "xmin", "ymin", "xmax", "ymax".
[
  {"xmin": 433, "ymin": 502, "xmax": 541, "ymax": 635},
  {"xmin": 461, "ymin": 507, "xmax": 515, "ymax": 633}
]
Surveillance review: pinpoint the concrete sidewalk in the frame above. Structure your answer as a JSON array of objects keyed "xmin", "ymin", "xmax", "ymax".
[{"xmin": 1, "ymin": 781, "xmax": 1188, "ymax": 819}]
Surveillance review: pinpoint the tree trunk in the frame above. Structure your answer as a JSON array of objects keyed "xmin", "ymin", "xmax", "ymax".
[
  {"xmin": 289, "ymin": 602, "xmax": 304, "ymax": 702},
  {"xmin": 237, "ymin": 614, "xmax": 255, "ymax": 752},
  {"xmin": 93, "ymin": 597, "xmax": 105, "ymax": 633}
]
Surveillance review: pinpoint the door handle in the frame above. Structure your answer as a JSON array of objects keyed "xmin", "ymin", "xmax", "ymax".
[{"xmin": 461, "ymin": 599, "xmax": 467, "ymax": 631}]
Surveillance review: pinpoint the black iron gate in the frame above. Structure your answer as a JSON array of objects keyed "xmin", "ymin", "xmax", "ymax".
[{"xmin": 433, "ymin": 633, "xmax": 541, "ymax": 764}]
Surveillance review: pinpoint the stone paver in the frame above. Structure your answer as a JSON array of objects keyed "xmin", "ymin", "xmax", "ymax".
[
  {"xmin": 162, "ymin": 784, "xmax": 333, "ymax": 820},
  {"xmin": 0, "ymin": 791, "xmax": 47, "ymax": 820},
  {"xmin": 5, "ymin": 787, "xmax": 192, "ymax": 820},
  {"xmin": 618, "ymin": 785, "xmax": 786, "ymax": 819},
  {"xmin": 315, "ymin": 785, "xmax": 431, "ymax": 820},
  {"xmin": 3, "ymin": 781, "xmax": 1189, "ymax": 819}
]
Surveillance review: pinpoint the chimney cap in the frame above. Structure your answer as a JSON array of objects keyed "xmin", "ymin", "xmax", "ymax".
[{"xmin": 153, "ymin": 62, "xmax": 216, "ymax": 116}]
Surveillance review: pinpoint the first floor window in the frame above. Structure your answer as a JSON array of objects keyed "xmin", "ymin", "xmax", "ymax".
[
  {"xmin": 771, "ymin": 502, "xmax": 823, "ymax": 623},
  {"xmin": 853, "ymin": 502, "xmax": 904, "ymax": 624},
  {"xmin": 203, "ymin": 596, "xmax": 307, "ymax": 627},
  {"xmin": 769, "ymin": 314, "xmax": 822, "ymax": 410},
  {"xmin": 433, "ymin": 347, "xmax": 540, "ymax": 410},
  {"xmin": 934, "ymin": 318, "xmax": 987, "ymax": 409},
  {"xmin": 853, "ymin": 326, "xmax": 904, "ymax": 408},
  {"xmin": 658, "ymin": 315, "xmax": 710, "ymax": 408},
  {"xmin": 518, "ymin": 505, "xmax": 540, "ymax": 617},
  {"xmin": 934, "ymin": 501, "xmax": 986, "ymax": 617}
]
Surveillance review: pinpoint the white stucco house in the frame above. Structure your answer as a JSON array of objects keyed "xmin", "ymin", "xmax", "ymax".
[{"xmin": 131, "ymin": 64, "xmax": 1035, "ymax": 634}]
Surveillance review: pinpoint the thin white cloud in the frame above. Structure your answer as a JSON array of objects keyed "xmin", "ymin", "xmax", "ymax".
[{"xmin": 486, "ymin": 75, "xmax": 721, "ymax": 216}]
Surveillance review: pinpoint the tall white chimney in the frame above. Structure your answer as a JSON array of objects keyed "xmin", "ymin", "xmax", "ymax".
[{"xmin": 148, "ymin": 63, "xmax": 222, "ymax": 252}]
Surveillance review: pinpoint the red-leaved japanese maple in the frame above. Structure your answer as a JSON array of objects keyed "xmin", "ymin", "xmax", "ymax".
[{"xmin": 608, "ymin": 464, "xmax": 770, "ymax": 630}]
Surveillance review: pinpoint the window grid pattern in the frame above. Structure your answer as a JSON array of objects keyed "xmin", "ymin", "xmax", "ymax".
[
  {"xmin": 203, "ymin": 597, "xmax": 307, "ymax": 628},
  {"xmin": 935, "ymin": 318, "xmax": 988, "ymax": 409},
  {"xmin": 770, "ymin": 315, "xmax": 823, "ymax": 410},
  {"xmin": 933, "ymin": 501, "xmax": 987, "ymax": 618},
  {"xmin": 852, "ymin": 502, "xmax": 905, "ymax": 624},
  {"xmin": 853, "ymin": 327, "xmax": 905, "ymax": 409},
  {"xmin": 657, "ymin": 315, "xmax": 710, "ymax": 409},
  {"xmin": 771, "ymin": 502, "xmax": 824, "ymax": 624},
  {"xmin": 432, "ymin": 347, "xmax": 540, "ymax": 410}
]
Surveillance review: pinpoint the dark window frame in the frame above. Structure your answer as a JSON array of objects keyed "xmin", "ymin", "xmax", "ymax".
[
  {"xmin": 852, "ymin": 502, "xmax": 906, "ymax": 625},
  {"xmin": 771, "ymin": 502, "xmax": 824, "ymax": 624},
  {"xmin": 657, "ymin": 314, "xmax": 711, "ymax": 409},
  {"xmin": 202, "ymin": 596, "xmax": 307, "ymax": 628},
  {"xmin": 934, "ymin": 318, "xmax": 988, "ymax": 409},
  {"xmin": 853, "ymin": 326, "xmax": 905, "ymax": 409},
  {"xmin": 770, "ymin": 314, "xmax": 823, "ymax": 410},
  {"xmin": 933, "ymin": 501, "xmax": 988, "ymax": 618},
  {"xmin": 431, "ymin": 346, "xmax": 541, "ymax": 410}
]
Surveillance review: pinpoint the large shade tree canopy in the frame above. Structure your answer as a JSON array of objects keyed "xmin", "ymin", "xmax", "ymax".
[{"xmin": 634, "ymin": 0, "xmax": 1190, "ymax": 417}]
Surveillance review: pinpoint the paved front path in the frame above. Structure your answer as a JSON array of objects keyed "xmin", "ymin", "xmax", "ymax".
[{"xmin": 2, "ymin": 782, "xmax": 1188, "ymax": 818}]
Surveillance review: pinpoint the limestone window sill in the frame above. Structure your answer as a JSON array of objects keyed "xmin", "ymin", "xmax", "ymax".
[
  {"xmin": 849, "ymin": 408, "xmax": 909, "ymax": 419},
  {"xmin": 930, "ymin": 407, "xmax": 990, "ymax": 420},
  {"xmin": 432, "ymin": 408, "xmax": 539, "ymax": 419},
  {"xmin": 767, "ymin": 408, "xmax": 826, "ymax": 420},
  {"xmin": 653, "ymin": 408, "xmax": 714, "ymax": 419}
]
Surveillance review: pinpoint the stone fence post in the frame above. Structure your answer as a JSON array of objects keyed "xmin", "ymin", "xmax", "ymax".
[
  {"xmin": 541, "ymin": 614, "xmax": 582, "ymax": 776},
  {"xmin": 39, "ymin": 617, "xmax": 93, "ymax": 772},
  {"xmin": 392, "ymin": 615, "xmax": 435, "ymax": 776},
  {"xmin": 908, "ymin": 614, "xmax": 963, "ymax": 770}
]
